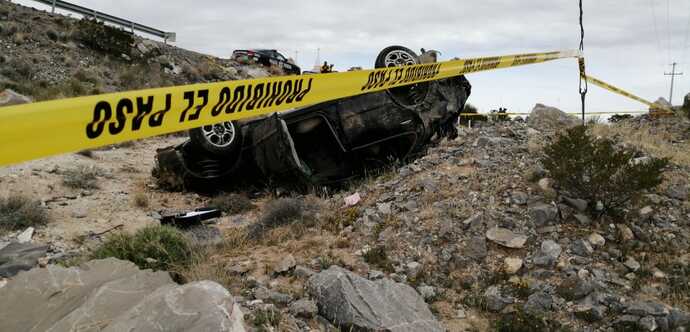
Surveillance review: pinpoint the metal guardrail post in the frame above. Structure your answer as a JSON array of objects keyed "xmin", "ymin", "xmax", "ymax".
[{"xmin": 50, "ymin": 0, "xmax": 55, "ymax": 13}]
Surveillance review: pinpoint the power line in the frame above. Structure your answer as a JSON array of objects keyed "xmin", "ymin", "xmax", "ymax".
[
  {"xmin": 682, "ymin": 1, "xmax": 690, "ymax": 64},
  {"xmin": 649, "ymin": 0, "xmax": 664, "ymax": 66},
  {"xmin": 666, "ymin": 0, "xmax": 671, "ymax": 64}
]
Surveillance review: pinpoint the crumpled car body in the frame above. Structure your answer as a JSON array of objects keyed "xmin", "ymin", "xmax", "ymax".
[{"xmin": 154, "ymin": 47, "xmax": 471, "ymax": 192}]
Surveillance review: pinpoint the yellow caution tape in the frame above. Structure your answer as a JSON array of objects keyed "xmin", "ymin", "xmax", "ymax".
[
  {"xmin": 0, "ymin": 50, "xmax": 581, "ymax": 166},
  {"xmin": 581, "ymin": 74, "xmax": 674, "ymax": 115}
]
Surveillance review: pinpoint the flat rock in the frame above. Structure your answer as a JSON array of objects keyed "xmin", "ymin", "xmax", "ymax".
[
  {"xmin": 273, "ymin": 254, "xmax": 297, "ymax": 274},
  {"xmin": 529, "ymin": 203, "xmax": 558, "ymax": 227},
  {"xmin": 0, "ymin": 242, "xmax": 48, "ymax": 278},
  {"xmin": 486, "ymin": 227, "xmax": 528, "ymax": 249},
  {"xmin": 0, "ymin": 258, "xmax": 245, "ymax": 331},
  {"xmin": 16, "ymin": 227, "xmax": 34, "ymax": 243},
  {"xmin": 307, "ymin": 266, "xmax": 443, "ymax": 331},
  {"xmin": 625, "ymin": 301, "xmax": 669, "ymax": 317},
  {"xmin": 0, "ymin": 89, "xmax": 32, "ymax": 107}
]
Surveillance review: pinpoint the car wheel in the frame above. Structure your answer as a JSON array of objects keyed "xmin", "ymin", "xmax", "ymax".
[
  {"xmin": 375, "ymin": 46, "xmax": 429, "ymax": 109},
  {"xmin": 189, "ymin": 121, "xmax": 243, "ymax": 157}
]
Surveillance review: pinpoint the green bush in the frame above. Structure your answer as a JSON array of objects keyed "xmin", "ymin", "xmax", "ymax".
[
  {"xmin": 74, "ymin": 18, "xmax": 133, "ymax": 57},
  {"xmin": 92, "ymin": 225, "xmax": 192, "ymax": 271},
  {"xmin": 542, "ymin": 125, "xmax": 668, "ymax": 217},
  {"xmin": 0, "ymin": 195, "xmax": 50, "ymax": 232},
  {"xmin": 62, "ymin": 165, "xmax": 101, "ymax": 189}
]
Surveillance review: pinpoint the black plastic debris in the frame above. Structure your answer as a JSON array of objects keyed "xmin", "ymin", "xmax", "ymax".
[{"xmin": 160, "ymin": 208, "xmax": 221, "ymax": 228}]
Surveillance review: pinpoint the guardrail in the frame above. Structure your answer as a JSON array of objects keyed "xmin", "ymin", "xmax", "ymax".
[{"xmin": 31, "ymin": 0, "xmax": 176, "ymax": 42}]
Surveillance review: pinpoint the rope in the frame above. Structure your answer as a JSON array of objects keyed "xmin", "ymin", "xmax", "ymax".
[{"xmin": 578, "ymin": 0, "xmax": 588, "ymax": 125}]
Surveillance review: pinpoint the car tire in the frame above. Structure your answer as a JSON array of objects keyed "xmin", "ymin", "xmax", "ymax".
[
  {"xmin": 189, "ymin": 121, "xmax": 243, "ymax": 158},
  {"xmin": 374, "ymin": 46, "xmax": 429, "ymax": 109}
]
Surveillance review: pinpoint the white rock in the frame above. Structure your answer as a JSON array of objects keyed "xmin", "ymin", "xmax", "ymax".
[
  {"xmin": 344, "ymin": 193, "xmax": 361, "ymax": 206},
  {"xmin": 16, "ymin": 227, "xmax": 34, "ymax": 243},
  {"xmin": 504, "ymin": 257, "xmax": 523, "ymax": 274},
  {"xmin": 588, "ymin": 233, "xmax": 606, "ymax": 247}
]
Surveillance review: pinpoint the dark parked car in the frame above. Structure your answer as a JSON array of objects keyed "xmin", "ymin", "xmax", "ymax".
[
  {"xmin": 231, "ymin": 49, "xmax": 301, "ymax": 75},
  {"xmin": 154, "ymin": 46, "xmax": 471, "ymax": 192}
]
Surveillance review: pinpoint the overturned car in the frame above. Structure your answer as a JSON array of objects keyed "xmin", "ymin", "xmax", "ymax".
[{"xmin": 153, "ymin": 46, "xmax": 471, "ymax": 192}]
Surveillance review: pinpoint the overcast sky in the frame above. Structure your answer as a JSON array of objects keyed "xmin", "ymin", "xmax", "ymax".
[{"xmin": 12, "ymin": 0, "xmax": 690, "ymax": 115}]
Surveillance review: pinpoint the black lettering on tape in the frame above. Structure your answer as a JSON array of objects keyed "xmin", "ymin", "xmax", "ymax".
[
  {"xmin": 132, "ymin": 96, "xmax": 153, "ymax": 131},
  {"xmin": 149, "ymin": 94, "xmax": 171, "ymax": 127},
  {"xmin": 294, "ymin": 78, "xmax": 313, "ymax": 102},
  {"xmin": 211, "ymin": 87, "xmax": 231, "ymax": 117},
  {"xmin": 236, "ymin": 84, "xmax": 253, "ymax": 112},
  {"xmin": 86, "ymin": 101, "xmax": 112, "ymax": 139},
  {"xmin": 226, "ymin": 86, "xmax": 245, "ymax": 113},
  {"xmin": 178, "ymin": 91, "xmax": 195, "ymax": 122},
  {"xmin": 262, "ymin": 81, "xmax": 282, "ymax": 108},
  {"xmin": 276, "ymin": 80, "xmax": 292, "ymax": 106},
  {"xmin": 110, "ymin": 98, "xmax": 132, "ymax": 135},
  {"xmin": 246, "ymin": 83, "xmax": 265, "ymax": 111}
]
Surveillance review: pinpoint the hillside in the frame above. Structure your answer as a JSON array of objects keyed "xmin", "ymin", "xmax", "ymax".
[{"xmin": 2, "ymin": 0, "xmax": 690, "ymax": 331}]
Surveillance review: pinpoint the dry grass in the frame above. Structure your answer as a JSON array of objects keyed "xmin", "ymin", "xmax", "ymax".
[
  {"xmin": 132, "ymin": 192, "xmax": 149, "ymax": 208},
  {"xmin": 591, "ymin": 123, "xmax": 690, "ymax": 168},
  {"xmin": 62, "ymin": 165, "xmax": 102, "ymax": 189},
  {"xmin": 0, "ymin": 195, "xmax": 50, "ymax": 232},
  {"xmin": 209, "ymin": 193, "xmax": 254, "ymax": 215}
]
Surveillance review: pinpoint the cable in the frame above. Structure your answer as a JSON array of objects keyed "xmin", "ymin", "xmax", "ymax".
[
  {"xmin": 649, "ymin": 0, "xmax": 664, "ymax": 66},
  {"xmin": 578, "ymin": 0, "xmax": 587, "ymax": 125},
  {"xmin": 666, "ymin": 0, "xmax": 671, "ymax": 64},
  {"xmin": 682, "ymin": 1, "xmax": 690, "ymax": 65}
]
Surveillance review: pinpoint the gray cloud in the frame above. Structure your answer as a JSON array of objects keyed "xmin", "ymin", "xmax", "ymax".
[{"xmin": 12, "ymin": 0, "xmax": 690, "ymax": 113}]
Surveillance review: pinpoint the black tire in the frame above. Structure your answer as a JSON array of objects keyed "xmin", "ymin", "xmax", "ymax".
[
  {"xmin": 189, "ymin": 121, "xmax": 243, "ymax": 158},
  {"xmin": 375, "ymin": 46, "xmax": 429, "ymax": 109}
]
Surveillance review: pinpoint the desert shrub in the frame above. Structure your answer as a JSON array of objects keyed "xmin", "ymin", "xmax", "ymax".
[
  {"xmin": 247, "ymin": 198, "xmax": 314, "ymax": 239},
  {"xmin": 91, "ymin": 225, "xmax": 192, "ymax": 271},
  {"xmin": 0, "ymin": 195, "xmax": 50, "ymax": 231},
  {"xmin": 460, "ymin": 103, "xmax": 487, "ymax": 125},
  {"xmin": 74, "ymin": 18, "xmax": 133, "ymax": 57},
  {"xmin": 62, "ymin": 165, "xmax": 101, "ymax": 189},
  {"xmin": 45, "ymin": 29, "xmax": 59, "ymax": 41},
  {"xmin": 609, "ymin": 114, "xmax": 633, "ymax": 123},
  {"xmin": 363, "ymin": 245, "xmax": 394, "ymax": 272},
  {"xmin": 209, "ymin": 193, "xmax": 254, "ymax": 215},
  {"xmin": 495, "ymin": 308, "xmax": 553, "ymax": 332},
  {"xmin": 133, "ymin": 192, "xmax": 149, "ymax": 208},
  {"xmin": 542, "ymin": 125, "xmax": 668, "ymax": 217}
]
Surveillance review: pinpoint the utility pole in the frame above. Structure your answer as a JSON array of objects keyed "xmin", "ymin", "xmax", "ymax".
[{"xmin": 664, "ymin": 62, "xmax": 683, "ymax": 105}]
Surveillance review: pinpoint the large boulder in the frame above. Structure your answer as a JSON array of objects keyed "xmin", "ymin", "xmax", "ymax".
[
  {"xmin": 0, "ymin": 258, "xmax": 245, "ymax": 332},
  {"xmin": 527, "ymin": 104, "xmax": 580, "ymax": 129},
  {"xmin": 0, "ymin": 89, "xmax": 32, "ymax": 107},
  {"xmin": 307, "ymin": 266, "xmax": 443, "ymax": 331}
]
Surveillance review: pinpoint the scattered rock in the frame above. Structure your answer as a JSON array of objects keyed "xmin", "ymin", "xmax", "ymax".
[
  {"xmin": 573, "ymin": 213, "xmax": 591, "ymax": 225},
  {"xmin": 0, "ymin": 258, "xmax": 245, "ymax": 331},
  {"xmin": 556, "ymin": 276, "xmax": 593, "ymax": 301},
  {"xmin": 486, "ymin": 227, "xmax": 528, "ymax": 249},
  {"xmin": 464, "ymin": 236, "xmax": 488, "ymax": 261},
  {"xmin": 294, "ymin": 265, "xmax": 315, "ymax": 278},
  {"xmin": 307, "ymin": 266, "xmax": 444, "ymax": 331},
  {"xmin": 0, "ymin": 89, "xmax": 32, "ymax": 107},
  {"xmin": 571, "ymin": 239, "xmax": 594, "ymax": 257},
  {"xmin": 666, "ymin": 185, "xmax": 688, "ymax": 201},
  {"xmin": 16, "ymin": 227, "xmax": 34, "ymax": 243},
  {"xmin": 588, "ymin": 233, "xmax": 606, "ymax": 247},
  {"xmin": 563, "ymin": 197, "xmax": 588, "ymax": 212},
  {"xmin": 484, "ymin": 286, "xmax": 515, "ymax": 312},
  {"xmin": 625, "ymin": 301, "xmax": 669, "ymax": 317},
  {"xmin": 573, "ymin": 304, "xmax": 607, "ymax": 322},
  {"xmin": 406, "ymin": 261, "xmax": 423, "ymax": 279},
  {"xmin": 504, "ymin": 257, "xmax": 523, "ymax": 274},
  {"xmin": 289, "ymin": 299, "xmax": 318, "ymax": 318},
  {"xmin": 624, "ymin": 256, "xmax": 641, "ymax": 272},
  {"xmin": 617, "ymin": 224, "xmax": 635, "ymax": 241},
  {"xmin": 529, "ymin": 203, "xmax": 558, "ymax": 227},
  {"xmin": 0, "ymin": 242, "xmax": 48, "ymax": 278},
  {"xmin": 541, "ymin": 240, "xmax": 562, "ymax": 259},
  {"xmin": 523, "ymin": 291, "xmax": 552, "ymax": 314},
  {"xmin": 273, "ymin": 254, "xmax": 297, "ymax": 275}
]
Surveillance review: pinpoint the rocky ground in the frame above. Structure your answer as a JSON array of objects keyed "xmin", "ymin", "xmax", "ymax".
[{"xmin": 3, "ymin": 1, "xmax": 690, "ymax": 331}]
